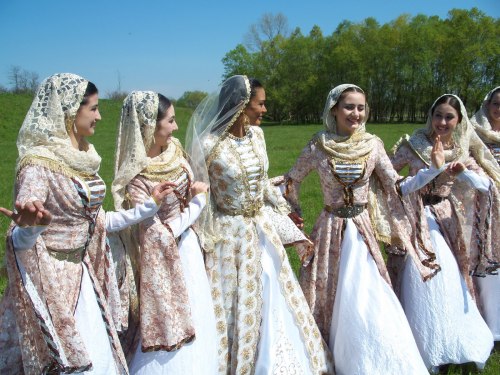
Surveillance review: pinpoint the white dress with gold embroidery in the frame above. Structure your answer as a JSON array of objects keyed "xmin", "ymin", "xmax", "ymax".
[{"xmin": 205, "ymin": 126, "xmax": 332, "ymax": 375}]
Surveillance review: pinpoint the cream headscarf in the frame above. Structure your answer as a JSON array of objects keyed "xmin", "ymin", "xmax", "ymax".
[
  {"xmin": 112, "ymin": 91, "xmax": 183, "ymax": 210},
  {"xmin": 408, "ymin": 94, "xmax": 500, "ymax": 185},
  {"xmin": 470, "ymin": 86, "xmax": 500, "ymax": 146},
  {"xmin": 316, "ymin": 83, "xmax": 377, "ymax": 162},
  {"xmin": 16, "ymin": 73, "xmax": 101, "ymax": 176}
]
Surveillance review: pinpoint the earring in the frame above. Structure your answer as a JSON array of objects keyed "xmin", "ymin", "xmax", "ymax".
[
  {"xmin": 73, "ymin": 122, "xmax": 78, "ymax": 135},
  {"xmin": 243, "ymin": 114, "xmax": 250, "ymax": 126}
]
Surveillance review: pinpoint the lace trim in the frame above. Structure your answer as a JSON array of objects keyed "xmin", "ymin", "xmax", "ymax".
[{"xmin": 17, "ymin": 155, "xmax": 95, "ymax": 179}]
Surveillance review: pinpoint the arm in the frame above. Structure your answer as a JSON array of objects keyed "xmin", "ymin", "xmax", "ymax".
[
  {"xmin": 399, "ymin": 164, "xmax": 445, "ymax": 196},
  {"xmin": 0, "ymin": 165, "xmax": 51, "ymax": 251},
  {"xmin": 395, "ymin": 135, "xmax": 445, "ymax": 195},
  {"xmin": 105, "ymin": 197, "xmax": 159, "ymax": 232},
  {"xmin": 166, "ymin": 192, "xmax": 207, "ymax": 237},
  {"xmin": 456, "ymin": 169, "xmax": 491, "ymax": 193},
  {"xmin": 106, "ymin": 181, "xmax": 176, "ymax": 232},
  {"xmin": 285, "ymin": 140, "xmax": 317, "ymax": 215}
]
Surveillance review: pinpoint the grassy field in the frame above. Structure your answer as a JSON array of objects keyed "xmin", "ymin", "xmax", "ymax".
[{"xmin": 0, "ymin": 93, "xmax": 498, "ymax": 373}]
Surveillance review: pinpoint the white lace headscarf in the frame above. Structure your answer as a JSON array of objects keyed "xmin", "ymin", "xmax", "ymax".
[
  {"xmin": 410, "ymin": 94, "xmax": 500, "ymax": 184},
  {"xmin": 185, "ymin": 75, "xmax": 251, "ymax": 249},
  {"xmin": 471, "ymin": 86, "xmax": 500, "ymax": 145},
  {"xmin": 112, "ymin": 91, "xmax": 183, "ymax": 210},
  {"xmin": 16, "ymin": 73, "xmax": 101, "ymax": 176},
  {"xmin": 317, "ymin": 84, "xmax": 377, "ymax": 162}
]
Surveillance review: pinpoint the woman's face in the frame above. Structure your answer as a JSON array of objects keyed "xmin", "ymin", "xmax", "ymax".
[
  {"xmin": 154, "ymin": 105, "xmax": 178, "ymax": 147},
  {"xmin": 244, "ymin": 87, "xmax": 267, "ymax": 126},
  {"xmin": 487, "ymin": 91, "xmax": 500, "ymax": 127},
  {"xmin": 74, "ymin": 93, "xmax": 101, "ymax": 137},
  {"xmin": 331, "ymin": 92, "xmax": 366, "ymax": 136},
  {"xmin": 431, "ymin": 103, "xmax": 460, "ymax": 139}
]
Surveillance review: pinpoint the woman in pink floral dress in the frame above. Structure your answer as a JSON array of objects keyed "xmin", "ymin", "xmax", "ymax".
[{"xmin": 286, "ymin": 84, "xmax": 443, "ymax": 375}]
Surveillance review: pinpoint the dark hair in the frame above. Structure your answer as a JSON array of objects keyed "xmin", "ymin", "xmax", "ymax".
[
  {"xmin": 488, "ymin": 88, "xmax": 500, "ymax": 103},
  {"xmin": 80, "ymin": 81, "xmax": 98, "ymax": 105},
  {"xmin": 157, "ymin": 93, "xmax": 172, "ymax": 121},
  {"xmin": 431, "ymin": 95, "xmax": 462, "ymax": 122},
  {"xmin": 249, "ymin": 78, "xmax": 264, "ymax": 98}
]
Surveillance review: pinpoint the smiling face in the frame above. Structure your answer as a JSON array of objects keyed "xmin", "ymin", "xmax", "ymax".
[
  {"xmin": 431, "ymin": 103, "xmax": 460, "ymax": 141},
  {"xmin": 487, "ymin": 90, "xmax": 500, "ymax": 130},
  {"xmin": 154, "ymin": 105, "xmax": 178, "ymax": 147},
  {"xmin": 244, "ymin": 87, "xmax": 267, "ymax": 126},
  {"xmin": 74, "ymin": 93, "xmax": 101, "ymax": 139},
  {"xmin": 331, "ymin": 91, "xmax": 366, "ymax": 136}
]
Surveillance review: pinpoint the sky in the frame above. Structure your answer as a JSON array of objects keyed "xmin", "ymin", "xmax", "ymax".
[{"xmin": 0, "ymin": 0, "xmax": 498, "ymax": 99}]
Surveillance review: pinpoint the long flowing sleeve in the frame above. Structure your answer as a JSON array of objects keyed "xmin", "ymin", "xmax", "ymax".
[
  {"xmin": 373, "ymin": 140, "xmax": 440, "ymax": 280},
  {"xmin": 286, "ymin": 140, "xmax": 317, "ymax": 215}
]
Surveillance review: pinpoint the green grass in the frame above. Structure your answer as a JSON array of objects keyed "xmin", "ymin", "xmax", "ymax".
[{"xmin": 0, "ymin": 94, "xmax": 498, "ymax": 373}]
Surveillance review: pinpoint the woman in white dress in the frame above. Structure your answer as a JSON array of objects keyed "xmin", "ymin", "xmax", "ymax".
[
  {"xmin": 111, "ymin": 91, "xmax": 217, "ymax": 374},
  {"xmin": 391, "ymin": 94, "xmax": 499, "ymax": 370},
  {"xmin": 0, "ymin": 74, "xmax": 173, "ymax": 375},
  {"xmin": 470, "ymin": 86, "xmax": 500, "ymax": 341},
  {"xmin": 285, "ymin": 84, "xmax": 444, "ymax": 375},
  {"xmin": 185, "ymin": 75, "xmax": 333, "ymax": 374}
]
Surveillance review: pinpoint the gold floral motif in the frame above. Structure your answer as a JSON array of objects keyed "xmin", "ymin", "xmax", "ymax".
[
  {"xmin": 216, "ymin": 321, "xmax": 225, "ymax": 333},
  {"xmin": 245, "ymin": 264, "xmax": 255, "ymax": 275},
  {"xmin": 214, "ymin": 305, "xmax": 224, "ymax": 318}
]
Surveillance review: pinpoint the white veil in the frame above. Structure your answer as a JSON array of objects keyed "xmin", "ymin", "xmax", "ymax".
[{"xmin": 185, "ymin": 75, "xmax": 251, "ymax": 249}]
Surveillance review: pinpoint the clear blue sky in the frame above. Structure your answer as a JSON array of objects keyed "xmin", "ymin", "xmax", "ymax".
[{"xmin": 0, "ymin": 0, "xmax": 498, "ymax": 99}]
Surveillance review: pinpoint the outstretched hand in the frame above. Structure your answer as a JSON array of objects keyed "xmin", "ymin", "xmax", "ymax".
[
  {"xmin": 151, "ymin": 181, "xmax": 178, "ymax": 203},
  {"xmin": 289, "ymin": 212, "xmax": 304, "ymax": 230},
  {"xmin": 445, "ymin": 161, "xmax": 466, "ymax": 176},
  {"xmin": 431, "ymin": 135, "xmax": 445, "ymax": 169},
  {"xmin": 0, "ymin": 200, "xmax": 52, "ymax": 227}
]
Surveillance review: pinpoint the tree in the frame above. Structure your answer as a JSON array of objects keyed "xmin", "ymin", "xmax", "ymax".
[
  {"xmin": 8, "ymin": 65, "xmax": 39, "ymax": 94},
  {"xmin": 176, "ymin": 91, "xmax": 208, "ymax": 109},
  {"xmin": 244, "ymin": 12, "xmax": 289, "ymax": 52}
]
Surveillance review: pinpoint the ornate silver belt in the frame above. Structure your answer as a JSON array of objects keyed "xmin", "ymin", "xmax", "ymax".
[{"xmin": 324, "ymin": 204, "xmax": 366, "ymax": 218}]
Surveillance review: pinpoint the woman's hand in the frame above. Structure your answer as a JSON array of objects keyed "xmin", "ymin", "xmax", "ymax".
[
  {"xmin": 151, "ymin": 181, "xmax": 177, "ymax": 204},
  {"xmin": 0, "ymin": 200, "xmax": 52, "ymax": 227},
  {"xmin": 445, "ymin": 161, "xmax": 466, "ymax": 176},
  {"xmin": 190, "ymin": 181, "xmax": 209, "ymax": 196},
  {"xmin": 288, "ymin": 212, "xmax": 304, "ymax": 229},
  {"xmin": 431, "ymin": 135, "xmax": 445, "ymax": 169}
]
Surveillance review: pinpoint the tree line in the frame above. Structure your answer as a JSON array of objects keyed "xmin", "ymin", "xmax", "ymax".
[{"xmin": 222, "ymin": 8, "xmax": 500, "ymax": 124}]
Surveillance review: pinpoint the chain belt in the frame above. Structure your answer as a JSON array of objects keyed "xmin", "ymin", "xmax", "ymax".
[
  {"xmin": 46, "ymin": 246, "xmax": 85, "ymax": 263},
  {"xmin": 324, "ymin": 204, "xmax": 366, "ymax": 218},
  {"xmin": 218, "ymin": 201, "xmax": 263, "ymax": 218}
]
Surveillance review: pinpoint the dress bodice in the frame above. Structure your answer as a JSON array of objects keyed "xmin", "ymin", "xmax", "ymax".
[{"xmin": 207, "ymin": 128, "xmax": 267, "ymax": 215}]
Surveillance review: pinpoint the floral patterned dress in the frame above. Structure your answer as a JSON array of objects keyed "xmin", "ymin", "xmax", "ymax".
[
  {"xmin": 391, "ymin": 142, "xmax": 495, "ymax": 368},
  {"xmin": 0, "ymin": 164, "xmax": 127, "ymax": 375},
  {"xmin": 125, "ymin": 156, "xmax": 218, "ymax": 375},
  {"xmin": 287, "ymin": 134, "xmax": 428, "ymax": 375},
  {"xmin": 205, "ymin": 126, "xmax": 332, "ymax": 375}
]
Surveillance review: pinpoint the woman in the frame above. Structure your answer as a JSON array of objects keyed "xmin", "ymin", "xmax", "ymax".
[
  {"xmin": 471, "ymin": 86, "xmax": 500, "ymax": 162},
  {"xmin": 0, "ymin": 74, "xmax": 173, "ymax": 375},
  {"xmin": 391, "ymin": 94, "xmax": 499, "ymax": 369},
  {"xmin": 185, "ymin": 75, "xmax": 332, "ymax": 374},
  {"xmin": 111, "ymin": 91, "xmax": 217, "ymax": 374},
  {"xmin": 469, "ymin": 86, "xmax": 500, "ymax": 341},
  {"xmin": 285, "ymin": 84, "xmax": 441, "ymax": 375}
]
